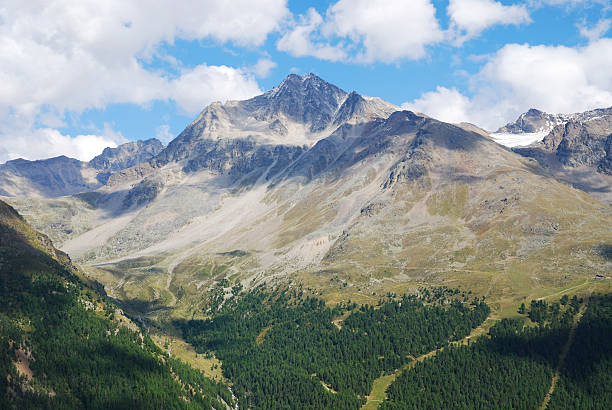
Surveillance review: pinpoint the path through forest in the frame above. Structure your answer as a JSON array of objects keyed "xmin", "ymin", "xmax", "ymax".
[
  {"xmin": 360, "ymin": 318, "xmax": 492, "ymax": 410},
  {"xmin": 539, "ymin": 291, "xmax": 590, "ymax": 410}
]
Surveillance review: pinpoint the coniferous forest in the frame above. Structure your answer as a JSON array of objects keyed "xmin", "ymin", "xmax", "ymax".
[
  {"xmin": 382, "ymin": 294, "xmax": 612, "ymax": 410},
  {"xmin": 548, "ymin": 294, "xmax": 612, "ymax": 409},
  {"xmin": 181, "ymin": 286, "xmax": 490, "ymax": 409}
]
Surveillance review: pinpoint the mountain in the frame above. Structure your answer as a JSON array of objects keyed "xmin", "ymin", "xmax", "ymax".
[
  {"xmin": 0, "ymin": 199, "xmax": 232, "ymax": 408},
  {"xmin": 491, "ymin": 106, "xmax": 612, "ymax": 148},
  {"xmin": 0, "ymin": 156, "xmax": 99, "ymax": 198},
  {"xmin": 507, "ymin": 107, "xmax": 612, "ymax": 204},
  {"xmin": 89, "ymin": 138, "xmax": 163, "ymax": 184},
  {"xmin": 0, "ymin": 139, "xmax": 163, "ymax": 198},
  {"xmin": 3, "ymin": 74, "xmax": 611, "ymax": 331},
  {"xmin": 153, "ymin": 73, "xmax": 397, "ymax": 167},
  {"xmin": 496, "ymin": 108, "xmax": 566, "ymax": 135}
]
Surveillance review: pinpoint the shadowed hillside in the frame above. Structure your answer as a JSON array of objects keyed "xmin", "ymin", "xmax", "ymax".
[{"xmin": 0, "ymin": 200, "xmax": 232, "ymax": 409}]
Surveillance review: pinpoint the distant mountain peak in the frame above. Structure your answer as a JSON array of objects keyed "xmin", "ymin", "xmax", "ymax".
[
  {"xmin": 89, "ymin": 138, "xmax": 163, "ymax": 172},
  {"xmin": 259, "ymin": 73, "xmax": 346, "ymax": 102},
  {"xmin": 0, "ymin": 139, "xmax": 165, "ymax": 197}
]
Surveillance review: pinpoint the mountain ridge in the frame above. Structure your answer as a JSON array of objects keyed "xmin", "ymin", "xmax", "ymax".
[
  {"xmin": 2, "ymin": 74, "xmax": 610, "ymax": 334},
  {"xmin": 503, "ymin": 107, "xmax": 612, "ymax": 204},
  {"xmin": 0, "ymin": 138, "xmax": 163, "ymax": 198}
]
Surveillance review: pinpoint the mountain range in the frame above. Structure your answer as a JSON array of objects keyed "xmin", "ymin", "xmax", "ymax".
[
  {"xmin": 0, "ymin": 138, "xmax": 163, "ymax": 198},
  {"xmin": 0, "ymin": 74, "xmax": 609, "ymax": 327}
]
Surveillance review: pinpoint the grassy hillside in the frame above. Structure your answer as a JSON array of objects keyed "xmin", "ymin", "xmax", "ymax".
[{"xmin": 0, "ymin": 200, "xmax": 232, "ymax": 409}]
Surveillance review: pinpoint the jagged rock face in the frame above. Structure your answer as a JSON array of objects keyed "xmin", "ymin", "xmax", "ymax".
[
  {"xmin": 242, "ymin": 73, "xmax": 348, "ymax": 132},
  {"xmin": 498, "ymin": 106, "xmax": 612, "ymax": 136},
  {"xmin": 514, "ymin": 111, "xmax": 612, "ymax": 173},
  {"xmin": 89, "ymin": 139, "xmax": 163, "ymax": 183},
  {"xmin": 512, "ymin": 107, "xmax": 612, "ymax": 204},
  {"xmin": 183, "ymin": 139, "xmax": 305, "ymax": 180},
  {"xmin": 497, "ymin": 108, "xmax": 565, "ymax": 134},
  {"xmin": 152, "ymin": 73, "xmax": 397, "ymax": 182},
  {"xmin": 543, "ymin": 120, "xmax": 612, "ymax": 172}
]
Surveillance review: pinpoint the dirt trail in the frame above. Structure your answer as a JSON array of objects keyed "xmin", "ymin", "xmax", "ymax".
[
  {"xmin": 536, "ymin": 280, "xmax": 590, "ymax": 301},
  {"xmin": 539, "ymin": 291, "xmax": 591, "ymax": 410}
]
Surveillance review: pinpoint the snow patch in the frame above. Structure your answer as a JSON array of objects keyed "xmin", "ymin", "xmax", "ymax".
[{"xmin": 489, "ymin": 131, "xmax": 548, "ymax": 148}]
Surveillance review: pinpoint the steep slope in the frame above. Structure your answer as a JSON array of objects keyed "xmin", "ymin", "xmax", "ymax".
[
  {"xmin": 0, "ymin": 199, "xmax": 231, "ymax": 408},
  {"xmin": 0, "ymin": 139, "xmax": 163, "ymax": 198},
  {"xmin": 5, "ymin": 76, "xmax": 611, "ymax": 328},
  {"xmin": 511, "ymin": 108, "xmax": 612, "ymax": 204}
]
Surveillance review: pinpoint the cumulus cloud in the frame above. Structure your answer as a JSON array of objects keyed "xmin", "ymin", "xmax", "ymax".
[
  {"xmin": 403, "ymin": 39, "xmax": 612, "ymax": 130},
  {"xmin": 448, "ymin": 0, "xmax": 531, "ymax": 43},
  {"xmin": 250, "ymin": 58, "xmax": 278, "ymax": 78},
  {"xmin": 0, "ymin": 0, "xmax": 288, "ymax": 161},
  {"xmin": 402, "ymin": 87, "xmax": 472, "ymax": 124},
  {"xmin": 277, "ymin": 8, "xmax": 348, "ymax": 62},
  {"xmin": 170, "ymin": 65, "xmax": 261, "ymax": 114},
  {"xmin": 277, "ymin": 0, "xmax": 443, "ymax": 63},
  {"xmin": 0, "ymin": 128, "xmax": 127, "ymax": 163}
]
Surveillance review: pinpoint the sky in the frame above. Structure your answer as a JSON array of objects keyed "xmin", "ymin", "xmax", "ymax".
[{"xmin": 1, "ymin": 0, "xmax": 611, "ymax": 163}]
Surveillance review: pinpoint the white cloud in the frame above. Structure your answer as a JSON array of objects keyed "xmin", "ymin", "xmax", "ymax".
[
  {"xmin": 448, "ymin": 0, "xmax": 531, "ymax": 43},
  {"xmin": 0, "ymin": 128, "xmax": 127, "ymax": 163},
  {"xmin": 325, "ymin": 0, "xmax": 444, "ymax": 62},
  {"xmin": 250, "ymin": 58, "xmax": 278, "ymax": 78},
  {"xmin": 578, "ymin": 18, "xmax": 611, "ymax": 42},
  {"xmin": 277, "ymin": 0, "xmax": 443, "ymax": 63},
  {"xmin": 403, "ymin": 39, "xmax": 612, "ymax": 130},
  {"xmin": 402, "ymin": 87, "xmax": 472, "ymax": 124},
  {"xmin": 170, "ymin": 64, "xmax": 261, "ymax": 115},
  {"xmin": 0, "ymin": 0, "xmax": 288, "ymax": 160},
  {"xmin": 277, "ymin": 8, "xmax": 348, "ymax": 62}
]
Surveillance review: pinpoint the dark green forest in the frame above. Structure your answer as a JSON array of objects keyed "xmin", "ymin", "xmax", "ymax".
[
  {"xmin": 181, "ymin": 285, "xmax": 490, "ymax": 409},
  {"xmin": 0, "ymin": 200, "xmax": 231, "ymax": 409},
  {"xmin": 549, "ymin": 294, "xmax": 612, "ymax": 409},
  {"xmin": 382, "ymin": 294, "xmax": 612, "ymax": 410}
]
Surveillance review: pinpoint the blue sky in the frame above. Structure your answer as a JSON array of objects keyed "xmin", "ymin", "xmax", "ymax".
[{"xmin": 1, "ymin": 0, "xmax": 611, "ymax": 162}]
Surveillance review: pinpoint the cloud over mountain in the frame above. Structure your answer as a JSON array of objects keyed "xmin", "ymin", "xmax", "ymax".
[
  {"xmin": 0, "ymin": 0, "xmax": 286, "ymax": 162},
  {"xmin": 404, "ymin": 39, "xmax": 612, "ymax": 129}
]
